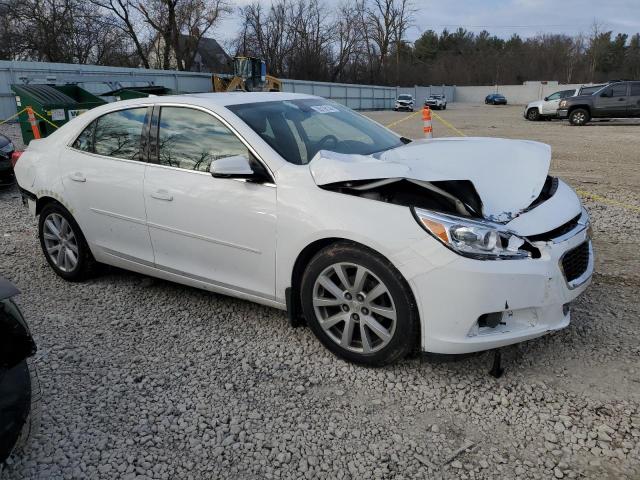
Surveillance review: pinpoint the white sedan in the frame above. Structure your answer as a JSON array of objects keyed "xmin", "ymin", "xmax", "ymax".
[{"xmin": 14, "ymin": 92, "xmax": 593, "ymax": 366}]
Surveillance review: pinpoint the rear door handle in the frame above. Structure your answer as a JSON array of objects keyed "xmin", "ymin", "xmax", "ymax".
[
  {"xmin": 70, "ymin": 172, "xmax": 86, "ymax": 182},
  {"xmin": 151, "ymin": 189, "xmax": 173, "ymax": 201}
]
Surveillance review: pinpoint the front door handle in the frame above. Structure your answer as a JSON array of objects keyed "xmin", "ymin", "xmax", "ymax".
[
  {"xmin": 70, "ymin": 172, "xmax": 86, "ymax": 182},
  {"xmin": 151, "ymin": 189, "xmax": 173, "ymax": 201}
]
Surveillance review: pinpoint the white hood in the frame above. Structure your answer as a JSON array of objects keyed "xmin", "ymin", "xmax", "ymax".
[
  {"xmin": 309, "ymin": 137, "xmax": 552, "ymax": 222},
  {"xmin": 527, "ymin": 99, "xmax": 544, "ymax": 109}
]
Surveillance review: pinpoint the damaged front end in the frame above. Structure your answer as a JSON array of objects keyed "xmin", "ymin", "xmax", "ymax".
[
  {"xmin": 310, "ymin": 137, "xmax": 582, "ymax": 260},
  {"xmin": 321, "ymin": 176, "xmax": 544, "ymax": 260}
]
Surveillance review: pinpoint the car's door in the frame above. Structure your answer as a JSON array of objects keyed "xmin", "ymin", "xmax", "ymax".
[
  {"xmin": 627, "ymin": 82, "xmax": 640, "ymax": 117},
  {"xmin": 143, "ymin": 105, "xmax": 277, "ymax": 300},
  {"xmin": 541, "ymin": 91, "xmax": 563, "ymax": 115},
  {"xmin": 62, "ymin": 107, "xmax": 154, "ymax": 263},
  {"xmin": 593, "ymin": 83, "xmax": 629, "ymax": 117}
]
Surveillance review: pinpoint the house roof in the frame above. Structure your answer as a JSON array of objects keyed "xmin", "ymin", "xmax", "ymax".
[{"xmin": 180, "ymin": 35, "xmax": 230, "ymax": 72}]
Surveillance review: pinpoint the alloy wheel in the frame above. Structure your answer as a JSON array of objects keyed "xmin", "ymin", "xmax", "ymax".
[
  {"xmin": 572, "ymin": 111, "xmax": 585, "ymax": 124},
  {"xmin": 312, "ymin": 262, "xmax": 397, "ymax": 354},
  {"xmin": 42, "ymin": 213, "xmax": 79, "ymax": 272}
]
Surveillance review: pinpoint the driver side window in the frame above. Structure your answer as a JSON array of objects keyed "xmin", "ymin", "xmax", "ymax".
[{"xmin": 547, "ymin": 92, "xmax": 561, "ymax": 101}]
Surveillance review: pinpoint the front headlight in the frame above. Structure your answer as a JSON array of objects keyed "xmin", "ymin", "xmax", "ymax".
[
  {"xmin": 0, "ymin": 142, "xmax": 14, "ymax": 153},
  {"xmin": 412, "ymin": 208, "xmax": 531, "ymax": 260},
  {"xmin": 559, "ymin": 100, "xmax": 567, "ymax": 108}
]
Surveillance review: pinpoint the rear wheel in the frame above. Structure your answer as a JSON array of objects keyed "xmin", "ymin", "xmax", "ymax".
[
  {"xmin": 38, "ymin": 203, "xmax": 97, "ymax": 281},
  {"xmin": 301, "ymin": 242, "xmax": 418, "ymax": 366},
  {"xmin": 526, "ymin": 108, "xmax": 540, "ymax": 121},
  {"xmin": 569, "ymin": 108, "xmax": 590, "ymax": 126}
]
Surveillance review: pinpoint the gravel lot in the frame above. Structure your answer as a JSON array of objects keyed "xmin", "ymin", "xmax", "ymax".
[{"xmin": 1, "ymin": 104, "xmax": 640, "ymax": 480}]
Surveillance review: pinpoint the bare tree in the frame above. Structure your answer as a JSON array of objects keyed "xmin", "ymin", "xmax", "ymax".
[{"xmin": 89, "ymin": 0, "xmax": 151, "ymax": 67}]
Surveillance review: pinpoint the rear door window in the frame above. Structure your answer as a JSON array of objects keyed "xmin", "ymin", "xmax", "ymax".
[
  {"xmin": 630, "ymin": 83, "xmax": 640, "ymax": 96},
  {"xmin": 610, "ymin": 84, "xmax": 628, "ymax": 97},
  {"xmin": 93, "ymin": 108, "xmax": 148, "ymax": 161}
]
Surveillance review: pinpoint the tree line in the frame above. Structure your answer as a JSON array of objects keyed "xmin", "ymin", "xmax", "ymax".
[{"xmin": 1, "ymin": 0, "xmax": 639, "ymax": 86}]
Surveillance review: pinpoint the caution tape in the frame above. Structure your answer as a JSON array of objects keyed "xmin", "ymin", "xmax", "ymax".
[
  {"xmin": 31, "ymin": 109, "xmax": 59, "ymax": 129},
  {"xmin": 0, "ymin": 107, "xmax": 28, "ymax": 126},
  {"xmin": 385, "ymin": 110, "xmax": 421, "ymax": 129},
  {"xmin": 0, "ymin": 107, "xmax": 59, "ymax": 129},
  {"xmin": 430, "ymin": 111, "xmax": 467, "ymax": 137}
]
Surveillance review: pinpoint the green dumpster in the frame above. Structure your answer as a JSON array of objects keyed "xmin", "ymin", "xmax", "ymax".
[
  {"xmin": 100, "ymin": 85, "xmax": 173, "ymax": 101},
  {"xmin": 10, "ymin": 84, "xmax": 106, "ymax": 144}
]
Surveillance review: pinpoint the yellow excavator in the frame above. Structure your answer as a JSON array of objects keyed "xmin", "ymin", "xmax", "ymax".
[{"xmin": 213, "ymin": 56, "xmax": 281, "ymax": 92}]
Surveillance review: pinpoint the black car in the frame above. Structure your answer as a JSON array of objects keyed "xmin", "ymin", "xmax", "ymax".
[
  {"xmin": 485, "ymin": 93, "xmax": 507, "ymax": 105},
  {"xmin": 558, "ymin": 81, "xmax": 640, "ymax": 125},
  {"xmin": 0, "ymin": 134, "xmax": 15, "ymax": 185},
  {"xmin": 0, "ymin": 277, "xmax": 38, "ymax": 467}
]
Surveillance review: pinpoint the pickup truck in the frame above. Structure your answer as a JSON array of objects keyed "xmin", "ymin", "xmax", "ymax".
[{"xmin": 558, "ymin": 81, "xmax": 640, "ymax": 125}]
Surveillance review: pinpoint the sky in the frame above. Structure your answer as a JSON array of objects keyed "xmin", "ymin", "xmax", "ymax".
[{"xmin": 216, "ymin": 0, "xmax": 640, "ymax": 49}]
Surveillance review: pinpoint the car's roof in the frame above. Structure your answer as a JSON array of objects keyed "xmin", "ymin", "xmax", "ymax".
[{"xmin": 106, "ymin": 92, "xmax": 321, "ymax": 109}]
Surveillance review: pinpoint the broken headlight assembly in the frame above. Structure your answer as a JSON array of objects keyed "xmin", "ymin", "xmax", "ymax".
[{"xmin": 412, "ymin": 207, "xmax": 532, "ymax": 259}]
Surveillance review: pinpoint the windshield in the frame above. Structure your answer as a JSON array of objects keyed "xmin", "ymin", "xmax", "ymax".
[
  {"xmin": 398, "ymin": 95, "xmax": 412, "ymax": 100},
  {"xmin": 228, "ymin": 99, "xmax": 403, "ymax": 165},
  {"xmin": 429, "ymin": 95, "xmax": 441, "ymax": 99}
]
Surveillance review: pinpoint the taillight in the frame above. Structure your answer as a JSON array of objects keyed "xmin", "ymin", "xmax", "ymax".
[{"xmin": 10, "ymin": 151, "xmax": 22, "ymax": 168}]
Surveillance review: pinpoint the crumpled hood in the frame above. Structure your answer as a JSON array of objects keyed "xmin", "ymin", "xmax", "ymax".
[
  {"xmin": 309, "ymin": 137, "xmax": 551, "ymax": 222},
  {"xmin": 526, "ymin": 100, "xmax": 544, "ymax": 109}
]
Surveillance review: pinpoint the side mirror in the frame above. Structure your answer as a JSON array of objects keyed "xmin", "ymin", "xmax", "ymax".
[
  {"xmin": 601, "ymin": 91, "xmax": 611, "ymax": 98},
  {"xmin": 210, "ymin": 154, "xmax": 254, "ymax": 178},
  {"xmin": 543, "ymin": 96, "xmax": 548, "ymax": 101}
]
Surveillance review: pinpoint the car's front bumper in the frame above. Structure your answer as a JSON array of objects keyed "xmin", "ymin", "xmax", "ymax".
[
  {"xmin": 405, "ymin": 214, "xmax": 593, "ymax": 354},
  {"xmin": 557, "ymin": 109, "xmax": 569, "ymax": 118}
]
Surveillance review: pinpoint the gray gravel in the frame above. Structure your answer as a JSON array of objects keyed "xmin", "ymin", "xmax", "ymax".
[{"xmin": 1, "ymin": 110, "xmax": 640, "ymax": 479}]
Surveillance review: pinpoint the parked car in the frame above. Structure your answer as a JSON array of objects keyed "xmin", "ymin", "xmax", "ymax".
[
  {"xmin": 524, "ymin": 89, "xmax": 577, "ymax": 121},
  {"xmin": 394, "ymin": 94, "xmax": 414, "ymax": 111},
  {"xmin": 558, "ymin": 81, "xmax": 640, "ymax": 125},
  {"xmin": 485, "ymin": 93, "xmax": 507, "ymax": 105},
  {"xmin": 0, "ymin": 134, "xmax": 15, "ymax": 185},
  {"xmin": 424, "ymin": 94, "xmax": 447, "ymax": 110},
  {"xmin": 14, "ymin": 93, "xmax": 593, "ymax": 366},
  {"xmin": 0, "ymin": 277, "xmax": 38, "ymax": 466}
]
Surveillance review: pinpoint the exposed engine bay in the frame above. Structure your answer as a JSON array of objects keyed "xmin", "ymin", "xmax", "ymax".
[{"xmin": 321, "ymin": 175, "xmax": 558, "ymax": 222}]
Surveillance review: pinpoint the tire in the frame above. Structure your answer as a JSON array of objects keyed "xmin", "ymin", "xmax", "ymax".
[
  {"xmin": 443, "ymin": 104, "xmax": 447, "ymax": 110},
  {"xmin": 569, "ymin": 108, "xmax": 590, "ymax": 126},
  {"xmin": 526, "ymin": 108, "xmax": 540, "ymax": 121},
  {"xmin": 300, "ymin": 242, "xmax": 419, "ymax": 366},
  {"xmin": 38, "ymin": 202, "xmax": 97, "ymax": 281}
]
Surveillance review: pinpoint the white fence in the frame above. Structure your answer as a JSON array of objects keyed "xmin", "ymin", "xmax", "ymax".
[
  {"xmin": 398, "ymin": 85, "xmax": 456, "ymax": 103},
  {"xmin": 280, "ymin": 78, "xmax": 397, "ymax": 110},
  {"xmin": 0, "ymin": 60, "xmax": 213, "ymax": 119},
  {"xmin": 455, "ymin": 83, "xmax": 587, "ymax": 105}
]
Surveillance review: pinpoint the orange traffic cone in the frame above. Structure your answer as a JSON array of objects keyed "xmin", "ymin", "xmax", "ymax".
[
  {"xmin": 26, "ymin": 106, "xmax": 41, "ymax": 140},
  {"xmin": 422, "ymin": 106, "xmax": 433, "ymax": 138}
]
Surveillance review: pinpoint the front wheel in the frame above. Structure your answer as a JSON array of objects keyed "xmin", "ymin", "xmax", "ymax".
[
  {"xmin": 301, "ymin": 242, "xmax": 419, "ymax": 366},
  {"xmin": 569, "ymin": 108, "xmax": 590, "ymax": 126},
  {"xmin": 526, "ymin": 108, "xmax": 540, "ymax": 121},
  {"xmin": 38, "ymin": 203, "xmax": 97, "ymax": 281}
]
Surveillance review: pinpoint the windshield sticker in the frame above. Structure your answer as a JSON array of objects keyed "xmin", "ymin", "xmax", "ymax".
[{"xmin": 310, "ymin": 105, "xmax": 340, "ymax": 114}]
